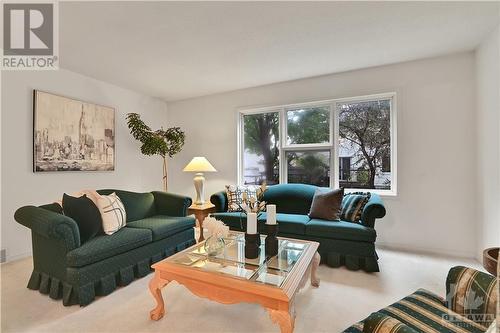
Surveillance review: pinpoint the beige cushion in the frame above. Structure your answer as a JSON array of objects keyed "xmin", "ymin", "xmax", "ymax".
[{"xmin": 96, "ymin": 192, "xmax": 127, "ymax": 235}]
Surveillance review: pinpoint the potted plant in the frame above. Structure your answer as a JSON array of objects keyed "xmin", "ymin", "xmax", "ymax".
[{"xmin": 126, "ymin": 113, "xmax": 185, "ymax": 191}]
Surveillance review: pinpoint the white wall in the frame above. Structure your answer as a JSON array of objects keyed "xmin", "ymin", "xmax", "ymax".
[
  {"xmin": 1, "ymin": 69, "xmax": 167, "ymax": 261},
  {"xmin": 167, "ymin": 52, "xmax": 478, "ymax": 258},
  {"xmin": 476, "ymin": 25, "xmax": 500, "ymax": 260}
]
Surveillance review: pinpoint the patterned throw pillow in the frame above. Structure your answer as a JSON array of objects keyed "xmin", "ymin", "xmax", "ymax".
[
  {"xmin": 96, "ymin": 192, "xmax": 127, "ymax": 235},
  {"xmin": 340, "ymin": 192, "xmax": 371, "ymax": 222},
  {"xmin": 363, "ymin": 313, "xmax": 418, "ymax": 333},
  {"xmin": 225, "ymin": 185, "xmax": 258, "ymax": 212}
]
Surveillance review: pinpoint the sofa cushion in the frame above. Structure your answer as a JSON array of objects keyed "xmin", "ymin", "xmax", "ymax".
[
  {"xmin": 308, "ymin": 188, "xmax": 344, "ymax": 221},
  {"xmin": 211, "ymin": 212, "xmax": 248, "ymax": 231},
  {"xmin": 306, "ymin": 219, "xmax": 376, "ymax": 242},
  {"xmin": 126, "ymin": 215, "xmax": 195, "ymax": 241},
  {"xmin": 62, "ymin": 193, "xmax": 103, "ymax": 243},
  {"xmin": 66, "ymin": 227, "xmax": 152, "ymax": 267},
  {"xmin": 262, "ymin": 184, "xmax": 317, "ymax": 215},
  {"xmin": 341, "ymin": 192, "xmax": 371, "ymax": 222},
  {"xmin": 259, "ymin": 213, "xmax": 309, "ymax": 235},
  {"xmin": 97, "ymin": 189, "xmax": 156, "ymax": 222}
]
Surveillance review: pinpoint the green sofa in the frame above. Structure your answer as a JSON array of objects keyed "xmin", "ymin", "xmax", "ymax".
[
  {"xmin": 343, "ymin": 266, "xmax": 498, "ymax": 332},
  {"xmin": 210, "ymin": 184, "xmax": 386, "ymax": 272},
  {"xmin": 14, "ymin": 189, "xmax": 196, "ymax": 306}
]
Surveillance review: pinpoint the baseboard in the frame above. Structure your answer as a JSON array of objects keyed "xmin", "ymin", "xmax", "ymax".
[
  {"xmin": 2, "ymin": 251, "xmax": 32, "ymax": 264},
  {"xmin": 376, "ymin": 242, "xmax": 477, "ymax": 261}
]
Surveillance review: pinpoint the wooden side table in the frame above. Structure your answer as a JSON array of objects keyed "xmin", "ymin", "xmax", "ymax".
[{"xmin": 187, "ymin": 203, "xmax": 216, "ymax": 242}]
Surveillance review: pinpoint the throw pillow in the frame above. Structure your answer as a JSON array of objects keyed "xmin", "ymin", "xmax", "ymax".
[
  {"xmin": 308, "ymin": 188, "xmax": 344, "ymax": 221},
  {"xmin": 340, "ymin": 192, "xmax": 371, "ymax": 223},
  {"xmin": 363, "ymin": 312, "xmax": 418, "ymax": 333},
  {"xmin": 62, "ymin": 193, "xmax": 103, "ymax": 243},
  {"xmin": 225, "ymin": 185, "xmax": 258, "ymax": 212},
  {"xmin": 96, "ymin": 192, "xmax": 127, "ymax": 235}
]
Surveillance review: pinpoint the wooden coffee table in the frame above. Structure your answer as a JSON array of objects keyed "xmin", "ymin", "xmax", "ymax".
[{"xmin": 149, "ymin": 232, "xmax": 320, "ymax": 333}]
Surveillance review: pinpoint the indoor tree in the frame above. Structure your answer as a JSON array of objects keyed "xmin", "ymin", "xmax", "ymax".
[{"xmin": 126, "ymin": 113, "xmax": 185, "ymax": 191}]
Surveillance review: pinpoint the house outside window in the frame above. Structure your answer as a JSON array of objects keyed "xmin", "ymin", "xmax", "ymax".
[{"xmin": 238, "ymin": 93, "xmax": 397, "ymax": 195}]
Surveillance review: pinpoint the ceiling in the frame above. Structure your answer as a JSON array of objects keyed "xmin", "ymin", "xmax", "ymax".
[{"xmin": 60, "ymin": 1, "xmax": 500, "ymax": 102}]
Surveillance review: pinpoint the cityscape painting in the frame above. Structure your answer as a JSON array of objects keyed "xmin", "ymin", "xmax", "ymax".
[{"xmin": 33, "ymin": 90, "xmax": 115, "ymax": 172}]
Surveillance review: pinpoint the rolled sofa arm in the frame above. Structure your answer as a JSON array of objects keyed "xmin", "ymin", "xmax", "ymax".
[
  {"xmin": 152, "ymin": 191, "xmax": 192, "ymax": 216},
  {"xmin": 360, "ymin": 193, "xmax": 386, "ymax": 228},
  {"xmin": 14, "ymin": 205, "xmax": 81, "ymax": 250},
  {"xmin": 446, "ymin": 265, "xmax": 497, "ymax": 328},
  {"xmin": 210, "ymin": 191, "xmax": 228, "ymax": 212}
]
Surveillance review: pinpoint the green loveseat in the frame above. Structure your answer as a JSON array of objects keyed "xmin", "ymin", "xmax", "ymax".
[
  {"xmin": 15, "ymin": 189, "xmax": 196, "ymax": 306},
  {"xmin": 210, "ymin": 184, "xmax": 386, "ymax": 272},
  {"xmin": 343, "ymin": 266, "xmax": 498, "ymax": 332}
]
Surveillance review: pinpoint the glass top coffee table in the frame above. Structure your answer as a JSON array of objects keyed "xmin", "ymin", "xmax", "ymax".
[{"xmin": 149, "ymin": 232, "xmax": 320, "ymax": 333}]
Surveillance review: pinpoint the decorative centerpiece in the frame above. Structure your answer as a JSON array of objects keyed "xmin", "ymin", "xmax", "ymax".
[{"xmin": 203, "ymin": 217, "xmax": 229, "ymax": 256}]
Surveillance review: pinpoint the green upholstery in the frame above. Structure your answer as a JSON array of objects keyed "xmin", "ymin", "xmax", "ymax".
[
  {"xmin": 210, "ymin": 183, "xmax": 386, "ymax": 272},
  {"xmin": 262, "ymin": 183, "xmax": 317, "ymax": 214},
  {"xmin": 361, "ymin": 194, "xmax": 386, "ymax": 228},
  {"xmin": 66, "ymin": 227, "xmax": 152, "ymax": 267},
  {"xmin": 15, "ymin": 189, "xmax": 195, "ymax": 306},
  {"xmin": 258, "ymin": 213, "xmax": 309, "ymax": 235},
  {"xmin": 152, "ymin": 191, "xmax": 192, "ymax": 217},
  {"xmin": 127, "ymin": 215, "xmax": 195, "ymax": 241},
  {"xmin": 15, "ymin": 206, "xmax": 81, "ymax": 250},
  {"xmin": 210, "ymin": 190, "xmax": 228, "ymax": 212},
  {"xmin": 306, "ymin": 219, "xmax": 376, "ymax": 242},
  {"xmin": 97, "ymin": 189, "xmax": 156, "ymax": 222},
  {"xmin": 343, "ymin": 268, "xmax": 495, "ymax": 333},
  {"xmin": 210, "ymin": 212, "xmax": 247, "ymax": 231}
]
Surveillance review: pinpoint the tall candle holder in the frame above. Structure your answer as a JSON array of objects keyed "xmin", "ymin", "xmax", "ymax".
[
  {"xmin": 245, "ymin": 233, "xmax": 260, "ymax": 259},
  {"xmin": 265, "ymin": 224, "xmax": 279, "ymax": 257}
]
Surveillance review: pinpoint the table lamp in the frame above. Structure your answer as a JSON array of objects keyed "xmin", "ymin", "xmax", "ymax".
[{"xmin": 183, "ymin": 157, "xmax": 217, "ymax": 205}]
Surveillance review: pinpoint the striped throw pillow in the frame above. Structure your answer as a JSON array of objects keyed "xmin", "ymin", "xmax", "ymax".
[
  {"xmin": 362, "ymin": 312, "xmax": 418, "ymax": 333},
  {"xmin": 341, "ymin": 192, "xmax": 371, "ymax": 222},
  {"xmin": 96, "ymin": 192, "xmax": 126, "ymax": 235}
]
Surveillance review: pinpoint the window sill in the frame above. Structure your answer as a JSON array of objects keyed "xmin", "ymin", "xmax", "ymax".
[{"xmin": 344, "ymin": 188, "xmax": 397, "ymax": 197}]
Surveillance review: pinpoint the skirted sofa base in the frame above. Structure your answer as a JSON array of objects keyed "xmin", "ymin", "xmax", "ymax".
[
  {"xmin": 257, "ymin": 230, "xmax": 379, "ymax": 272},
  {"xmin": 27, "ymin": 228, "xmax": 195, "ymax": 306}
]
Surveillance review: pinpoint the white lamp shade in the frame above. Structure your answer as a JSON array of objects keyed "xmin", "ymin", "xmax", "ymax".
[{"xmin": 183, "ymin": 157, "xmax": 217, "ymax": 172}]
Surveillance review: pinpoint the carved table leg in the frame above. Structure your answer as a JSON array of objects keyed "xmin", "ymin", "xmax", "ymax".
[
  {"xmin": 311, "ymin": 252, "xmax": 321, "ymax": 287},
  {"xmin": 195, "ymin": 212, "xmax": 205, "ymax": 242},
  {"xmin": 149, "ymin": 272, "xmax": 170, "ymax": 321},
  {"xmin": 267, "ymin": 308, "xmax": 295, "ymax": 333}
]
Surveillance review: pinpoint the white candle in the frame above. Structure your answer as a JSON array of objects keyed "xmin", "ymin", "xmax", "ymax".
[
  {"xmin": 247, "ymin": 213, "xmax": 257, "ymax": 234},
  {"xmin": 266, "ymin": 204, "xmax": 277, "ymax": 225}
]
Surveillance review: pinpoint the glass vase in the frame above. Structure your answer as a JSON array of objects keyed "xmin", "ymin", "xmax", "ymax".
[{"xmin": 204, "ymin": 235, "xmax": 225, "ymax": 256}]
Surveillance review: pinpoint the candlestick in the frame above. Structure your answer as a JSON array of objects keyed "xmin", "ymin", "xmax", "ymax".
[
  {"xmin": 266, "ymin": 204, "xmax": 277, "ymax": 225},
  {"xmin": 247, "ymin": 212, "xmax": 257, "ymax": 234}
]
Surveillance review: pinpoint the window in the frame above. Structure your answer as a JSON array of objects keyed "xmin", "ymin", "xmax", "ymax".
[
  {"xmin": 239, "ymin": 93, "xmax": 396, "ymax": 194},
  {"xmin": 337, "ymin": 99, "xmax": 392, "ymax": 191},
  {"xmin": 241, "ymin": 112, "xmax": 280, "ymax": 185},
  {"xmin": 286, "ymin": 151, "xmax": 330, "ymax": 186}
]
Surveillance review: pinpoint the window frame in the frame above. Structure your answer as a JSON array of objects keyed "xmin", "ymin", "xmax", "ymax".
[{"xmin": 237, "ymin": 92, "xmax": 397, "ymax": 196}]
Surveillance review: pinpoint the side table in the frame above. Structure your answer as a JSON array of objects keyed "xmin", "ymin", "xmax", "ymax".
[{"xmin": 187, "ymin": 203, "xmax": 216, "ymax": 242}]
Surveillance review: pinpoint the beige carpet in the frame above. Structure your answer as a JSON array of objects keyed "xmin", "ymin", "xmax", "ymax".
[{"xmin": 1, "ymin": 247, "xmax": 481, "ymax": 333}]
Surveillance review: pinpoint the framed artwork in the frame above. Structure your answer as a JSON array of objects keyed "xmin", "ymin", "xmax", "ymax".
[{"xmin": 33, "ymin": 90, "xmax": 115, "ymax": 172}]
